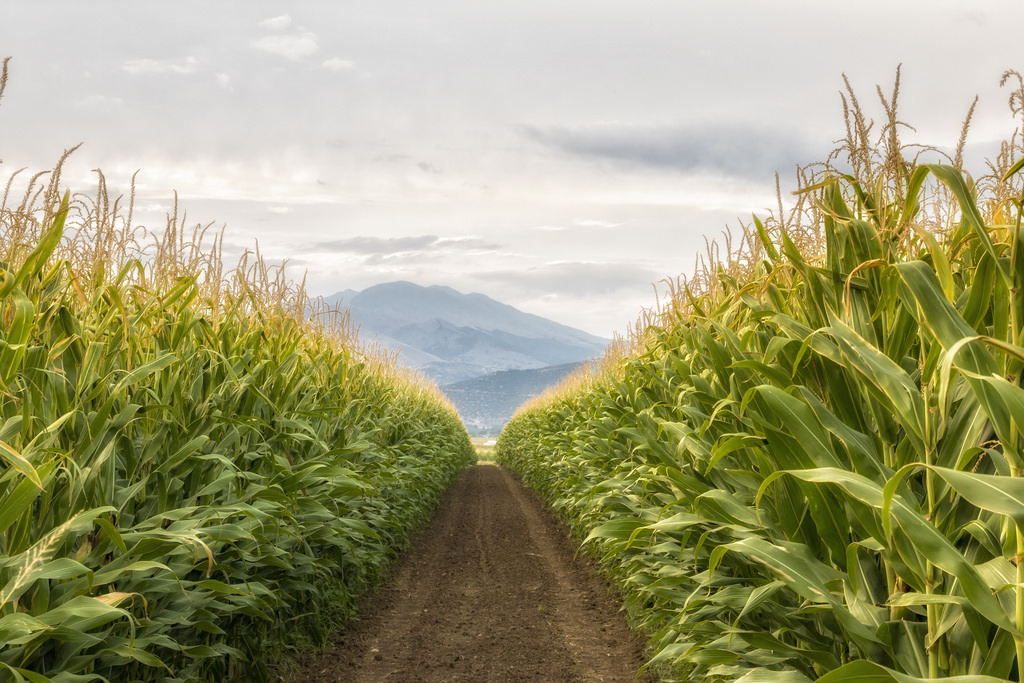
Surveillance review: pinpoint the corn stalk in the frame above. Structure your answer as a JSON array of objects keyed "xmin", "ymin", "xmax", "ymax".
[
  {"xmin": 498, "ymin": 71, "xmax": 1024, "ymax": 681},
  {"xmin": 0, "ymin": 72, "xmax": 475, "ymax": 679}
]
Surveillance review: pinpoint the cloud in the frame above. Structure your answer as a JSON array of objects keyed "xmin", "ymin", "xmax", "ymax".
[
  {"xmin": 521, "ymin": 121, "xmax": 823, "ymax": 179},
  {"xmin": 258, "ymin": 14, "xmax": 292, "ymax": 30},
  {"xmin": 953, "ymin": 9, "xmax": 987, "ymax": 27},
  {"xmin": 322, "ymin": 58, "xmax": 356, "ymax": 71},
  {"xmin": 373, "ymin": 153, "xmax": 411, "ymax": 164},
  {"xmin": 134, "ymin": 202, "xmax": 172, "ymax": 214},
  {"xmin": 74, "ymin": 94, "xmax": 124, "ymax": 109},
  {"xmin": 251, "ymin": 32, "xmax": 319, "ymax": 61},
  {"xmin": 530, "ymin": 219, "xmax": 621, "ymax": 233},
  {"xmin": 573, "ymin": 219, "xmax": 622, "ymax": 229},
  {"xmin": 312, "ymin": 234, "xmax": 501, "ymax": 256},
  {"xmin": 483, "ymin": 261, "xmax": 662, "ymax": 297},
  {"xmin": 122, "ymin": 56, "xmax": 200, "ymax": 76},
  {"xmin": 314, "ymin": 235, "xmax": 439, "ymax": 254},
  {"xmin": 434, "ymin": 237, "xmax": 501, "ymax": 250}
]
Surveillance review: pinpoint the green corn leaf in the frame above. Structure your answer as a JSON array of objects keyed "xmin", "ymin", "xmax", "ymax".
[
  {"xmin": 879, "ymin": 466, "xmax": 1017, "ymax": 634},
  {"xmin": 2, "ymin": 192, "xmax": 69, "ymax": 299},
  {"xmin": 897, "ymin": 261, "xmax": 998, "ymax": 371},
  {"xmin": 887, "ymin": 591, "xmax": 971, "ymax": 608},
  {"xmin": 921, "ymin": 465, "xmax": 1024, "ymax": 526},
  {"xmin": 817, "ymin": 658, "xmax": 1006, "ymax": 683},
  {"xmin": 92, "ymin": 560, "xmax": 172, "ymax": 587},
  {"xmin": 732, "ymin": 580, "xmax": 786, "ymax": 626},
  {"xmin": 824, "ymin": 318, "xmax": 926, "ymax": 450},
  {"xmin": 0, "ymin": 663, "xmax": 55, "ymax": 683},
  {"xmin": 712, "ymin": 536, "xmax": 883, "ymax": 653},
  {"xmin": 0, "ymin": 439, "xmax": 43, "ymax": 489},
  {"xmin": 763, "ymin": 467, "xmax": 1016, "ymax": 634},
  {"xmin": 752, "ymin": 215, "xmax": 781, "ymax": 265},
  {"xmin": 734, "ymin": 671, "xmax": 812, "ymax": 683},
  {"xmin": 98, "ymin": 643, "xmax": 168, "ymax": 670},
  {"xmin": 109, "ymin": 351, "xmax": 178, "ymax": 396},
  {"xmin": 924, "ymin": 164, "xmax": 1006, "ymax": 282},
  {"xmin": 34, "ymin": 594, "xmax": 131, "ymax": 633},
  {"xmin": 0, "ymin": 612, "xmax": 50, "ymax": 646},
  {"xmin": 582, "ymin": 517, "xmax": 647, "ymax": 545},
  {"xmin": 753, "ymin": 385, "xmax": 843, "ymax": 469},
  {"xmin": 0, "ymin": 460, "xmax": 58, "ymax": 538},
  {"xmin": 0, "ymin": 291, "xmax": 34, "ymax": 387}
]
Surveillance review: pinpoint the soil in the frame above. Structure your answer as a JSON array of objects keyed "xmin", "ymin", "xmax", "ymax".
[{"xmin": 288, "ymin": 463, "xmax": 654, "ymax": 682}]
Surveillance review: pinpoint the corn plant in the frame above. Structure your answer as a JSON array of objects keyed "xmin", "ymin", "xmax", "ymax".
[
  {"xmin": 0, "ymin": 59, "xmax": 475, "ymax": 682},
  {"xmin": 498, "ymin": 70, "xmax": 1024, "ymax": 681}
]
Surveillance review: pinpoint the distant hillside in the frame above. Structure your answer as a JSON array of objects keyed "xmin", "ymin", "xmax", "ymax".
[
  {"xmin": 442, "ymin": 362, "xmax": 583, "ymax": 435},
  {"xmin": 323, "ymin": 282, "xmax": 608, "ymax": 385}
]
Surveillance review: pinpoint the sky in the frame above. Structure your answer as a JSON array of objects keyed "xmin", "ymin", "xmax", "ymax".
[{"xmin": 1, "ymin": 2, "xmax": 1022, "ymax": 338}]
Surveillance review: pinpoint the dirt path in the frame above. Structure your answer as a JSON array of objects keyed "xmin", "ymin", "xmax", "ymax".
[{"xmin": 290, "ymin": 463, "xmax": 653, "ymax": 682}]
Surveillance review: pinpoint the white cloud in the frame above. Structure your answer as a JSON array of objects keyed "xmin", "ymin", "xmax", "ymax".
[
  {"xmin": 135, "ymin": 202, "xmax": 171, "ymax": 214},
  {"xmin": 74, "ymin": 94, "xmax": 124, "ymax": 109},
  {"xmin": 122, "ymin": 56, "xmax": 200, "ymax": 76},
  {"xmin": 484, "ymin": 260, "xmax": 663, "ymax": 298},
  {"xmin": 434, "ymin": 237, "xmax": 501, "ymax": 251},
  {"xmin": 251, "ymin": 32, "xmax": 319, "ymax": 61},
  {"xmin": 322, "ymin": 58, "xmax": 356, "ymax": 71},
  {"xmin": 258, "ymin": 14, "xmax": 292, "ymax": 30},
  {"xmin": 312, "ymin": 235, "xmax": 500, "ymax": 256},
  {"xmin": 215, "ymin": 73, "xmax": 231, "ymax": 88}
]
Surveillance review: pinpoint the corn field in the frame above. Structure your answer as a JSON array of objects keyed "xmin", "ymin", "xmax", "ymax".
[
  {"xmin": 498, "ymin": 70, "xmax": 1024, "ymax": 680},
  {"xmin": 0, "ymin": 59, "xmax": 476, "ymax": 681}
]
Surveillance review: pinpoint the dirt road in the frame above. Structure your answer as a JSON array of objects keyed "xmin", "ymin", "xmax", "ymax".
[{"xmin": 291, "ymin": 463, "xmax": 652, "ymax": 682}]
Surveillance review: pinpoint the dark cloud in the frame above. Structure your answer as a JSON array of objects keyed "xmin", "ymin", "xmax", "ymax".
[{"xmin": 521, "ymin": 121, "xmax": 827, "ymax": 179}]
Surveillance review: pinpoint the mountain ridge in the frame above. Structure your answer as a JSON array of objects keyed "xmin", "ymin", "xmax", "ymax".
[
  {"xmin": 322, "ymin": 281, "xmax": 608, "ymax": 385},
  {"xmin": 442, "ymin": 362, "xmax": 583, "ymax": 435}
]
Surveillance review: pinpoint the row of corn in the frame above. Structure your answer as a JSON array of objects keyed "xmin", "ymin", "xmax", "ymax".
[
  {"xmin": 497, "ymin": 72, "xmax": 1024, "ymax": 680},
  {"xmin": 0, "ymin": 64, "xmax": 476, "ymax": 681}
]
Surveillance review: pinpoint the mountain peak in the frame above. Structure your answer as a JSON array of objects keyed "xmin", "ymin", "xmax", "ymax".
[{"xmin": 322, "ymin": 281, "xmax": 608, "ymax": 384}]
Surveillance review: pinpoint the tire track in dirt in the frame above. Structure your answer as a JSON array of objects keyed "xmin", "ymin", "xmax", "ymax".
[{"xmin": 290, "ymin": 464, "xmax": 652, "ymax": 682}]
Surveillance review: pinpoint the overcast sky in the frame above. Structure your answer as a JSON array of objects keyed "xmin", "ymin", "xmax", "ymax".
[{"xmin": 1, "ymin": 2, "xmax": 1022, "ymax": 337}]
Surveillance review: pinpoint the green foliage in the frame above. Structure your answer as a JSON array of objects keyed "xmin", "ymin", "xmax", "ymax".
[
  {"xmin": 498, "ymin": 72, "xmax": 1024, "ymax": 681},
  {"xmin": 0, "ymin": 105, "xmax": 475, "ymax": 681}
]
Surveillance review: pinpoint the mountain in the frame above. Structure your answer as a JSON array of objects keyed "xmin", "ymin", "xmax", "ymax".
[
  {"xmin": 442, "ymin": 362, "xmax": 583, "ymax": 435},
  {"xmin": 322, "ymin": 281, "xmax": 608, "ymax": 385}
]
